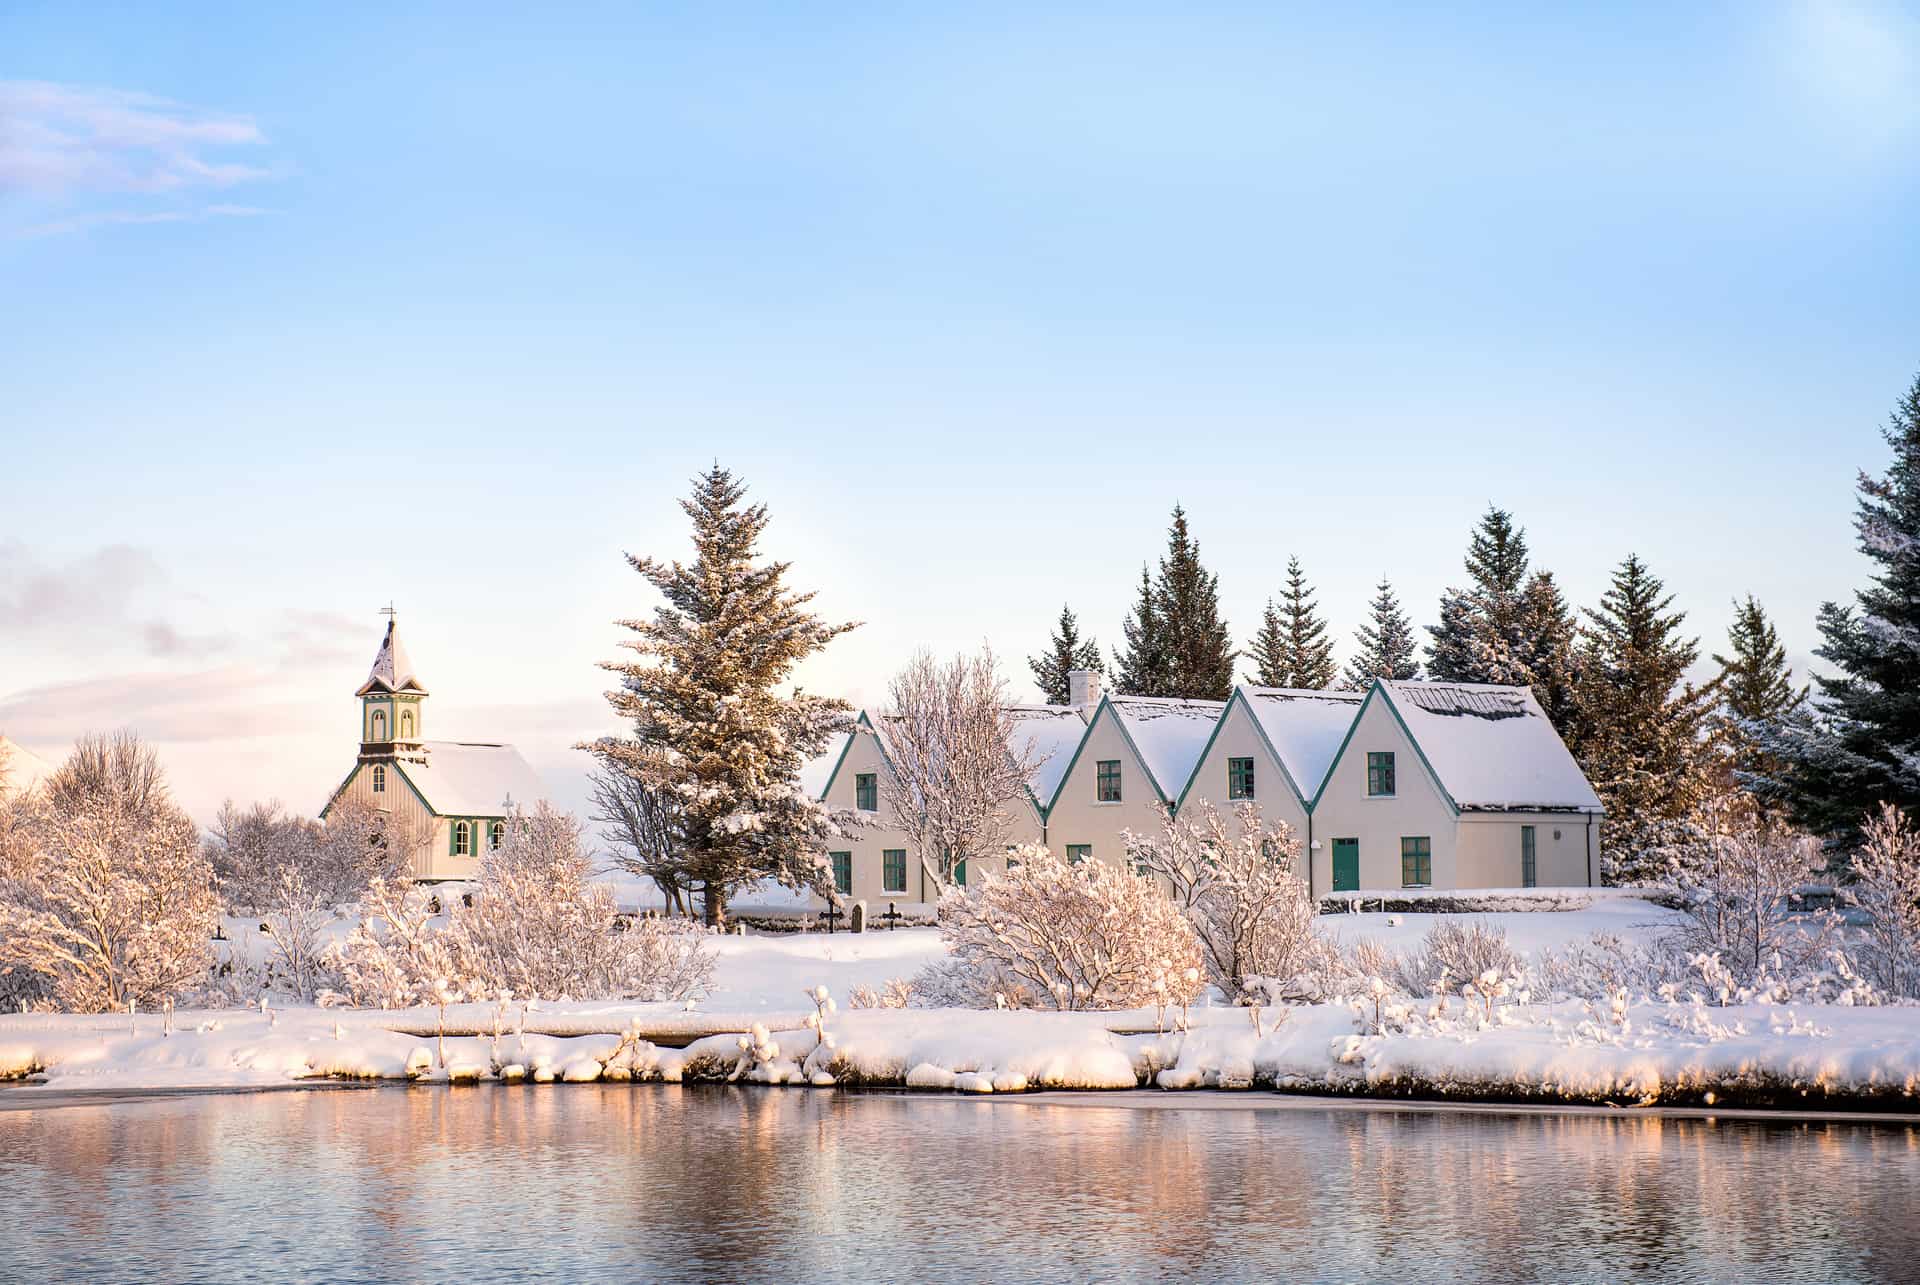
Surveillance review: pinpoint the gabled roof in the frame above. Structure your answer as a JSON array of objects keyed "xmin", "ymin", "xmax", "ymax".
[
  {"xmin": 393, "ymin": 741, "xmax": 544, "ymax": 817},
  {"xmin": 1006, "ymin": 703, "xmax": 1092, "ymax": 806},
  {"xmin": 1378, "ymin": 680, "xmax": 1601, "ymax": 813},
  {"xmin": 356, "ymin": 619, "xmax": 427, "ymax": 697},
  {"xmin": 1175, "ymin": 685, "xmax": 1362, "ymax": 808},
  {"xmin": 1104, "ymin": 694, "xmax": 1226, "ymax": 805}
]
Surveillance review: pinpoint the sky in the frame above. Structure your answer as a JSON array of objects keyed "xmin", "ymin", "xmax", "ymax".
[{"xmin": 2, "ymin": 1, "xmax": 1918, "ymax": 826}]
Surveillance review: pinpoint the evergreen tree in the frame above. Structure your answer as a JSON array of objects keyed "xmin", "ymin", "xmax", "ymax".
[
  {"xmin": 1761, "ymin": 371, "xmax": 1920, "ymax": 845},
  {"xmin": 1517, "ymin": 569, "xmax": 1581, "ymax": 734},
  {"xmin": 1571, "ymin": 554, "xmax": 1718, "ymax": 883},
  {"xmin": 1712, "ymin": 595, "xmax": 1806, "ymax": 794},
  {"xmin": 1427, "ymin": 506, "xmax": 1533, "ymax": 685},
  {"xmin": 1113, "ymin": 507, "xmax": 1236, "ymax": 700},
  {"xmin": 585, "ymin": 465, "xmax": 857, "ymax": 926},
  {"xmin": 1113, "ymin": 564, "xmax": 1172, "ymax": 697},
  {"xmin": 1250, "ymin": 556, "xmax": 1337, "ymax": 688},
  {"xmin": 1028, "ymin": 604, "xmax": 1105, "ymax": 705},
  {"xmin": 1157, "ymin": 506, "xmax": 1237, "ymax": 700},
  {"xmin": 1344, "ymin": 578, "xmax": 1421, "ymax": 687}
]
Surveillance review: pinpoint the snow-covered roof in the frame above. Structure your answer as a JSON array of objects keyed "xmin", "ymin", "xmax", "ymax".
[
  {"xmin": 1006, "ymin": 703, "xmax": 1091, "ymax": 805},
  {"xmin": 0, "ymin": 735, "xmax": 55, "ymax": 797},
  {"xmin": 1379, "ymin": 680, "xmax": 1602, "ymax": 813},
  {"xmin": 800, "ymin": 738, "xmax": 845, "ymax": 799},
  {"xmin": 356, "ymin": 619, "xmax": 427, "ymax": 697},
  {"xmin": 393, "ymin": 741, "xmax": 545, "ymax": 817},
  {"xmin": 1239, "ymin": 686, "xmax": 1365, "ymax": 802},
  {"xmin": 1107, "ymin": 695, "xmax": 1226, "ymax": 802}
]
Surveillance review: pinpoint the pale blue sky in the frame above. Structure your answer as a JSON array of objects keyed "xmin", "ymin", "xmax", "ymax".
[{"xmin": 2, "ymin": 2, "xmax": 1917, "ymax": 822}]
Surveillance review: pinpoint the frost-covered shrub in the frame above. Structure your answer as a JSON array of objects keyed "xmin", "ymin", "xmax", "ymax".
[
  {"xmin": 933, "ymin": 845, "xmax": 1204, "ymax": 1011},
  {"xmin": 1670, "ymin": 809, "xmax": 1832, "ymax": 985},
  {"xmin": 1125, "ymin": 802, "xmax": 1329, "ymax": 1002},
  {"xmin": 1350, "ymin": 920, "xmax": 1523, "ymax": 998},
  {"xmin": 0, "ymin": 734, "xmax": 220, "ymax": 1013},
  {"xmin": 327, "ymin": 804, "xmax": 716, "ymax": 1007},
  {"xmin": 848, "ymin": 977, "xmax": 916, "ymax": 1009},
  {"xmin": 1851, "ymin": 803, "xmax": 1920, "ymax": 999}
]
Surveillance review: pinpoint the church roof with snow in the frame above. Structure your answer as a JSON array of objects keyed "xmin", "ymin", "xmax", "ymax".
[
  {"xmin": 356, "ymin": 618, "xmax": 427, "ymax": 696},
  {"xmin": 392, "ymin": 741, "xmax": 545, "ymax": 818}
]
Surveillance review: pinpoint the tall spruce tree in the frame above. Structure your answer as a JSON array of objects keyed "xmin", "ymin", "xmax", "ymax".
[
  {"xmin": 1029, "ymin": 604, "xmax": 1105, "ymax": 705},
  {"xmin": 1571, "ymin": 554, "xmax": 1718, "ymax": 883},
  {"xmin": 1157, "ymin": 506, "xmax": 1237, "ymax": 700},
  {"xmin": 1712, "ymin": 596, "xmax": 1806, "ymax": 794},
  {"xmin": 1761, "ymin": 371, "xmax": 1920, "ymax": 845},
  {"xmin": 1344, "ymin": 578, "xmax": 1421, "ymax": 687},
  {"xmin": 585, "ymin": 465, "xmax": 857, "ymax": 926},
  {"xmin": 1114, "ymin": 564, "xmax": 1172, "ymax": 697},
  {"xmin": 1517, "ymin": 569, "xmax": 1581, "ymax": 734},
  {"xmin": 1427, "ymin": 506, "xmax": 1534, "ymax": 685},
  {"xmin": 1250, "ymin": 556, "xmax": 1338, "ymax": 688}
]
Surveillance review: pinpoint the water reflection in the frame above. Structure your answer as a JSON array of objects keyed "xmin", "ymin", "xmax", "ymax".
[{"xmin": 2, "ymin": 1087, "xmax": 1916, "ymax": 1283}]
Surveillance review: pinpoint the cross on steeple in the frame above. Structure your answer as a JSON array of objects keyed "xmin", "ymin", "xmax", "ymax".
[{"xmin": 379, "ymin": 602, "xmax": 397, "ymax": 624}]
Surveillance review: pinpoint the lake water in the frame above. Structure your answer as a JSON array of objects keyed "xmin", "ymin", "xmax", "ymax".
[{"xmin": 2, "ymin": 1086, "xmax": 1917, "ymax": 1283}]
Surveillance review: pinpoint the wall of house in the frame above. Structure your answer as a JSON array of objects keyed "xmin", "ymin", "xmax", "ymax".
[
  {"xmin": 1178, "ymin": 699, "xmax": 1311, "ymax": 875},
  {"xmin": 1307, "ymin": 696, "xmax": 1459, "ymax": 891},
  {"xmin": 1454, "ymin": 812, "xmax": 1597, "ymax": 889},
  {"xmin": 333, "ymin": 760, "xmax": 463, "ymax": 881},
  {"xmin": 1042, "ymin": 709, "xmax": 1169, "ymax": 870}
]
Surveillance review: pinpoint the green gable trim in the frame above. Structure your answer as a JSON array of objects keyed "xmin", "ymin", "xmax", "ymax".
[
  {"xmin": 1305, "ymin": 682, "xmax": 1459, "ymax": 818},
  {"xmin": 1037, "ymin": 696, "xmax": 1108, "ymax": 820},
  {"xmin": 384, "ymin": 759, "xmax": 442, "ymax": 818},
  {"xmin": 813, "ymin": 713, "xmax": 869, "ymax": 803},
  {"xmin": 1103, "ymin": 700, "xmax": 1177, "ymax": 806},
  {"xmin": 1038, "ymin": 695, "xmax": 1172, "ymax": 817},
  {"xmin": 1171, "ymin": 688, "xmax": 1312, "ymax": 814}
]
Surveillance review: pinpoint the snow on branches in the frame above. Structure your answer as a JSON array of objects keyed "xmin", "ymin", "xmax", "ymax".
[{"xmin": 933, "ymin": 845, "xmax": 1204, "ymax": 1011}]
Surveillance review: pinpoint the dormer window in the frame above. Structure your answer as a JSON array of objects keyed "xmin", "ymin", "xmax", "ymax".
[{"xmin": 371, "ymin": 765, "xmax": 386, "ymax": 794}]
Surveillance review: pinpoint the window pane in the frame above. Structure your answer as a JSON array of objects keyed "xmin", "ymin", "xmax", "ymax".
[
  {"xmin": 1066, "ymin": 844, "xmax": 1091, "ymax": 865},
  {"xmin": 830, "ymin": 851, "xmax": 852, "ymax": 894},
  {"xmin": 1096, "ymin": 761, "xmax": 1121, "ymax": 802},
  {"xmin": 1521, "ymin": 825, "xmax": 1536, "ymax": 888},
  {"xmin": 1228, "ymin": 757, "xmax": 1254, "ymax": 800},
  {"xmin": 1368, "ymin": 752, "xmax": 1396, "ymax": 796},
  {"xmin": 882, "ymin": 849, "xmax": 906, "ymax": 893},
  {"xmin": 1400, "ymin": 835, "xmax": 1430, "ymax": 886},
  {"xmin": 855, "ymin": 774, "xmax": 877, "ymax": 811}
]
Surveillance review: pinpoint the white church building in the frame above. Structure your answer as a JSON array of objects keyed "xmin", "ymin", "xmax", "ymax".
[
  {"xmin": 321, "ymin": 615, "xmax": 544, "ymax": 882},
  {"xmin": 811, "ymin": 669, "xmax": 1603, "ymax": 908}
]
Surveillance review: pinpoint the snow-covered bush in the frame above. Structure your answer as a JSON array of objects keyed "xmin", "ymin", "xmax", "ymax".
[
  {"xmin": 931, "ymin": 845, "xmax": 1204, "ymax": 1011},
  {"xmin": 848, "ymin": 977, "xmax": 915, "ymax": 1009},
  {"xmin": 1670, "ymin": 808, "xmax": 1832, "ymax": 984},
  {"xmin": 327, "ymin": 804, "xmax": 716, "ymax": 1007},
  {"xmin": 1851, "ymin": 803, "xmax": 1920, "ymax": 999},
  {"xmin": 0, "ymin": 733, "xmax": 220, "ymax": 1012},
  {"xmin": 1125, "ymin": 802, "xmax": 1329, "ymax": 1002}
]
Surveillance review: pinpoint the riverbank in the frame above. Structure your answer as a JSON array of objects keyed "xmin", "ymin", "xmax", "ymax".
[{"xmin": 4, "ymin": 991, "xmax": 1916, "ymax": 1114}]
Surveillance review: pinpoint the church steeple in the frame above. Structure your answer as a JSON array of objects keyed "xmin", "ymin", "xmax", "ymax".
[{"xmin": 357, "ymin": 610, "xmax": 427, "ymax": 752}]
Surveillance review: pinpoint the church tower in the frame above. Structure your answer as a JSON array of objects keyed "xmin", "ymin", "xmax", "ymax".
[{"xmin": 356, "ymin": 611, "xmax": 428, "ymax": 761}]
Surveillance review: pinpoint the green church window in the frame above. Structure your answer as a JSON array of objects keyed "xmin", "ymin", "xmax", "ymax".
[
  {"xmin": 490, "ymin": 821, "xmax": 506, "ymax": 851},
  {"xmin": 371, "ymin": 765, "xmax": 385, "ymax": 794},
  {"xmin": 453, "ymin": 821, "xmax": 472, "ymax": 857}
]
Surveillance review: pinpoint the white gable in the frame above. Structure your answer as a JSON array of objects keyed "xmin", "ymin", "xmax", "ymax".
[
  {"xmin": 1240, "ymin": 686, "xmax": 1365, "ymax": 802},
  {"xmin": 1108, "ymin": 695, "xmax": 1225, "ymax": 801},
  {"xmin": 395, "ymin": 741, "xmax": 546, "ymax": 817},
  {"xmin": 1381, "ymin": 680, "xmax": 1602, "ymax": 813}
]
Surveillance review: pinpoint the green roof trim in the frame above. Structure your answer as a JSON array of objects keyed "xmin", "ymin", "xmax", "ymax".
[
  {"xmin": 1171, "ymin": 687, "xmax": 1311, "ymax": 814},
  {"xmin": 1305, "ymin": 681, "xmax": 1459, "ymax": 818},
  {"xmin": 813, "ymin": 712, "xmax": 872, "ymax": 803}
]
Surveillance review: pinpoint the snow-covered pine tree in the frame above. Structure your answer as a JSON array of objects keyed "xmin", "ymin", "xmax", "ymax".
[
  {"xmin": 1156, "ymin": 506, "xmax": 1237, "ymax": 700},
  {"xmin": 1426, "ymin": 506, "xmax": 1533, "ymax": 685},
  {"xmin": 1250, "ymin": 556, "xmax": 1337, "ymax": 688},
  {"xmin": 1343, "ymin": 578, "xmax": 1421, "ymax": 688},
  {"xmin": 1758, "ymin": 371, "xmax": 1920, "ymax": 847},
  {"xmin": 585, "ymin": 465, "xmax": 858, "ymax": 926},
  {"xmin": 1114, "ymin": 564, "xmax": 1172, "ymax": 697},
  {"xmin": 1570, "ymin": 554, "xmax": 1719, "ymax": 882},
  {"xmin": 1518, "ymin": 569, "xmax": 1581, "ymax": 734},
  {"xmin": 1028, "ymin": 604, "xmax": 1105, "ymax": 705},
  {"xmin": 1711, "ymin": 595, "xmax": 1806, "ymax": 796}
]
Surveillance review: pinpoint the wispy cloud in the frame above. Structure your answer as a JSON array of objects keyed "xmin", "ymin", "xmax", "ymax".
[
  {"xmin": 0, "ymin": 541, "xmax": 231, "ymax": 660},
  {"xmin": 0, "ymin": 80, "xmax": 276, "ymax": 236}
]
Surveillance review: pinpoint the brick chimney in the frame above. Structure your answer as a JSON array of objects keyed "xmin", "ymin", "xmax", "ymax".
[{"xmin": 1068, "ymin": 669, "xmax": 1102, "ymax": 709}]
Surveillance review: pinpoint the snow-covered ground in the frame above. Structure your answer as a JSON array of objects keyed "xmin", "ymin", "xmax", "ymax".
[{"xmin": 4, "ymin": 897, "xmax": 1916, "ymax": 1111}]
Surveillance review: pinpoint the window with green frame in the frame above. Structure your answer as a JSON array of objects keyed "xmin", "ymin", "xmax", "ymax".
[
  {"xmin": 830, "ymin": 851, "xmax": 852, "ymax": 895},
  {"xmin": 371, "ymin": 764, "xmax": 386, "ymax": 794},
  {"xmin": 1521, "ymin": 825, "xmax": 1537, "ymax": 888},
  {"xmin": 1228, "ymin": 756, "xmax": 1255, "ymax": 800},
  {"xmin": 855, "ymin": 773, "xmax": 877, "ymax": 811},
  {"xmin": 1096, "ymin": 760, "xmax": 1121, "ymax": 802},
  {"xmin": 452, "ymin": 821, "xmax": 471, "ymax": 856},
  {"xmin": 1066, "ymin": 844, "xmax": 1092, "ymax": 865},
  {"xmin": 882, "ymin": 848, "xmax": 907, "ymax": 893},
  {"xmin": 1400, "ymin": 836, "xmax": 1431, "ymax": 887},
  {"xmin": 1367, "ymin": 751, "xmax": 1396, "ymax": 797}
]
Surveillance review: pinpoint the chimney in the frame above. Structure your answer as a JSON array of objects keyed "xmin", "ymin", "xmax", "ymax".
[{"xmin": 1068, "ymin": 669, "xmax": 1102, "ymax": 709}]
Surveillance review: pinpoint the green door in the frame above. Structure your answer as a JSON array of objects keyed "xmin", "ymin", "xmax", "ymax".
[{"xmin": 1332, "ymin": 838, "xmax": 1359, "ymax": 892}]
